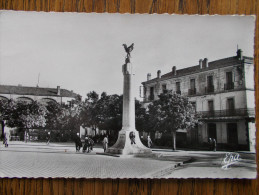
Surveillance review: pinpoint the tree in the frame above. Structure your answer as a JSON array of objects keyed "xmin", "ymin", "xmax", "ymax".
[
  {"xmin": 147, "ymin": 91, "xmax": 200, "ymax": 150},
  {"xmin": 81, "ymin": 91, "xmax": 102, "ymax": 135},
  {"xmin": 0, "ymin": 99, "xmax": 48, "ymax": 137},
  {"xmin": 135, "ymin": 99, "xmax": 148, "ymax": 132},
  {"xmin": 45, "ymin": 101, "xmax": 64, "ymax": 130},
  {"xmin": 98, "ymin": 94, "xmax": 123, "ymax": 133}
]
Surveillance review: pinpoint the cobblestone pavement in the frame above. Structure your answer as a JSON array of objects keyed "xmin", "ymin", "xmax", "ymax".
[
  {"xmin": 0, "ymin": 142, "xmax": 182, "ymax": 178},
  {"xmin": 0, "ymin": 141, "xmax": 256, "ymax": 178}
]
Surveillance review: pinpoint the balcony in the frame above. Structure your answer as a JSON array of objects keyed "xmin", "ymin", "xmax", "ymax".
[
  {"xmin": 199, "ymin": 108, "xmax": 255, "ymax": 118},
  {"xmin": 188, "ymin": 88, "xmax": 196, "ymax": 95},
  {"xmin": 205, "ymin": 86, "xmax": 214, "ymax": 93},
  {"xmin": 224, "ymin": 82, "xmax": 234, "ymax": 90}
]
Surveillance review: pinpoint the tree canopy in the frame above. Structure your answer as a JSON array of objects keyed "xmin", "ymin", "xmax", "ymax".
[
  {"xmin": 146, "ymin": 92, "xmax": 200, "ymax": 150},
  {"xmin": 0, "ymin": 99, "xmax": 47, "ymax": 129},
  {"xmin": 0, "ymin": 90, "xmax": 199, "ymax": 148}
]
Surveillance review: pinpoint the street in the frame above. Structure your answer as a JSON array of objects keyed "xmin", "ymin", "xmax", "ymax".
[{"xmin": 0, "ymin": 141, "xmax": 256, "ymax": 178}]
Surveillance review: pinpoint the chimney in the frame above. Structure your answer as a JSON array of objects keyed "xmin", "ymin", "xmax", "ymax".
[
  {"xmin": 199, "ymin": 59, "xmax": 203, "ymax": 69},
  {"xmin": 157, "ymin": 70, "xmax": 161, "ymax": 79},
  {"xmin": 237, "ymin": 49, "xmax": 243, "ymax": 60},
  {"xmin": 147, "ymin": 73, "xmax": 151, "ymax": 81},
  {"xmin": 172, "ymin": 66, "xmax": 176, "ymax": 75},
  {"xmin": 203, "ymin": 58, "xmax": 208, "ymax": 68},
  {"xmin": 57, "ymin": 86, "xmax": 61, "ymax": 96}
]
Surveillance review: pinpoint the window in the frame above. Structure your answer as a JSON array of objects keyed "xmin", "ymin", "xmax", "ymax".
[
  {"xmin": 225, "ymin": 72, "xmax": 234, "ymax": 90},
  {"xmin": 149, "ymin": 87, "xmax": 154, "ymax": 100},
  {"xmin": 206, "ymin": 75, "xmax": 214, "ymax": 93},
  {"xmin": 162, "ymin": 84, "xmax": 167, "ymax": 93},
  {"xmin": 208, "ymin": 100, "xmax": 214, "ymax": 116},
  {"xmin": 227, "ymin": 98, "xmax": 235, "ymax": 115},
  {"xmin": 191, "ymin": 102, "xmax": 196, "ymax": 112},
  {"xmin": 188, "ymin": 79, "xmax": 196, "ymax": 95},
  {"xmin": 176, "ymin": 82, "xmax": 181, "ymax": 94}
]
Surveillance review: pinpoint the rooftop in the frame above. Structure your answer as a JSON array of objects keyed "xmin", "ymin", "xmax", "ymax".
[
  {"xmin": 142, "ymin": 55, "xmax": 253, "ymax": 84},
  {"xmin": 0, "ymin": 85, "xmax": 80, "ymax": 98}
]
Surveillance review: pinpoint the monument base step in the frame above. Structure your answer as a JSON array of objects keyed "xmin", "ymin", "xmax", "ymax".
[{"xmin": 106, "ymin": 129, "xmax": 152, "ymax": 155}]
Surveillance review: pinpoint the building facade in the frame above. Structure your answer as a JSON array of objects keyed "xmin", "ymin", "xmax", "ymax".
[
  {"xmin": 0, "ymin": 85, "xmax": 79, "ymax": 105},
  {"xmin": 141, "ymin": 49, "xmax": 256, "ymax": 152}
]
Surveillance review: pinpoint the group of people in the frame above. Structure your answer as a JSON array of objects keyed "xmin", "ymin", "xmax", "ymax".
[
  {"xmin": 75, "ymin": 133, "xmax": 95, "ymax": 153},
  {"xmin": 208, "ymin": 138, "xmax": 217, "ymax": 151},
  {"xmin": 75, "ymin": 133, "xmax": 109, "ymax": 153}
]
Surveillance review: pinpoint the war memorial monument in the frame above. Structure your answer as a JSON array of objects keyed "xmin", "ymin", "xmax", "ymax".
[{"xmin": 106, "ymin": 44, "xmax": 152, "ymax": 155}]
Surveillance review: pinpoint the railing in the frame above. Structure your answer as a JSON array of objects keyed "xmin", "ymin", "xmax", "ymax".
[
  {"xmin": 199, "ymin": 108, "xmax": 255, "ymax": 118},
  {"xmin": 224, "ymin": 82, "xmax": 234, "ymax": 90},
  {"xmin": 205, "ymin": 86, "xmax": 214, "ymax": 93},
  {"xmin": 188, "ymin": 88, "xmax": 196, "ymax": 95}
]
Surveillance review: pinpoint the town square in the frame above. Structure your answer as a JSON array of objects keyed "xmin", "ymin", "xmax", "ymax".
[{"xmin": 0, "ymin": 11, "xmax": 256, "ymax": 179}]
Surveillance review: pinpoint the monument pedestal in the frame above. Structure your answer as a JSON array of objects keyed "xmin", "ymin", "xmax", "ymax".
[
  {"xmin": 106, "ymin": 61, "xmax": 152, "ymax": 155},
  {"xmin": 106, "ymin": 129, "xmax": 152, "ymax": 155}
]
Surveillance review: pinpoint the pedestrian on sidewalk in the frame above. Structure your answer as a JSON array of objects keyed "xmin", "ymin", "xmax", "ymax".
[
  {"xmin": 4, "ymin": 131, "xmax": 10, "ymax": 147},
  {"xmin": 75, "ymin": 133, "xmax": 82, "ymax": 152},
  {"xmin": 129, "ymin": 131, "xmax": 136, "ymax": 145},
  {"xmin": 88, "ymin": 136, "xmax": 94, "ymax": 151},
  {"xmin": 147, "ymin": 135, "xmax": 152, "ymax": 148},
  {"xmin": 208, "ymin": 138, "xmax": 212, "ymax": 151},
  {"xmin": 102, "ymin": 135, "xmax": 108, "ymax": 152},
  {"xmin": 3, "ymin": 126, "xmax": 11, "ymax": 147},
  {"xmin": 46, "ymin": 132, "xmax": 51, "ymax": 145},
  {"xmin": 213, "ymin": 138, "xmax": 217, "ymax": 152}
]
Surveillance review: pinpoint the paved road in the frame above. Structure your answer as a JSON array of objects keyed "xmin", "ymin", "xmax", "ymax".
[{"xmin": 0, "ymin": 141, "xmax": 256, "ymax": 179}]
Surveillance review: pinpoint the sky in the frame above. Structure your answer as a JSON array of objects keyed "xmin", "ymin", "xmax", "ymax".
[{"xmin": 0, "ymin": 11, "xmax": 255, "ymax": 100}]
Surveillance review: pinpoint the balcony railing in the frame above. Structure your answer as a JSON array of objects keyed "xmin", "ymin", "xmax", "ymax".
[
  {"xmin": 205, "ymin": 86, "xmax": 214, "ymax": 93},
  {"xmin": 188, "ymin": 88, "xmax": 196, "ymax": 95},
  {"xmin": 199, "ymin": 108, "xmax": 255, "ymax": 118},
  {"xmin": 224, "ymin": 82, "xmax": 234, "ymax": 90}
]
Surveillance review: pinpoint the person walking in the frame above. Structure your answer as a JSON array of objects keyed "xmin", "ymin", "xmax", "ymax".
[
  {"xmin": 4, "ymin": 126, "xmax": 11, "ymax": 147},
  {"xmin": 102, "ymin": 135, "xmax": 108, "ymax": 152},
  {"xmin": 147, "ymin": 135, "xmax": 152, "ymax": 148},
  {"xmin": 129, "ymin": 131, "xmax": 136, "ymax": 144},
  {"xmin": 208, "ymin": 138, "xmax": 212, "ymax": 151},
  {"xmin": 83, "ymin": 136, "xmax": 90, "ymax": 153},
  {"xmin": 46, "ymin": 132, "xmax": 51, "ymax": 145},
  {"xmin": 4, "ymin": 131, "xmax": 10, "ymax": 147},
  {"xmin": 213, "ymin": 138, "xmax": 217, "ymax": 152},
  {"xmin": 75, "ymin": 133, "xmax": 82, "ymax": 152},
  {"xmin": 88, "ymin": 137, "xmax": 94, "ymax": 151}
]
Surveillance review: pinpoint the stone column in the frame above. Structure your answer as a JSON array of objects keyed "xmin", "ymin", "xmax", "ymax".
[
  {"xmin": 106, "ymin": 62, "xmax": 152, "ymax": 155},
  {"xmin": 122, "ymin": 63, "xmax": 135, "ymax": 131}
]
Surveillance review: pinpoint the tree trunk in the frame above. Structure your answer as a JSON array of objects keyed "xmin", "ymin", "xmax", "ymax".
[
  {"xmin": 1, "ymin": 120, "xmax": 5, "ymax": 140},
  {"xmin": 93, "ymin": 126, "xmax": 97, "ymax": 136},
  {"xmin": 172, "ymin": 131, "xmax": 176, "ymax": 151},
  {"xmin": 24, "ymin": 129, "xmax": 28, "ymax": 143}
]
